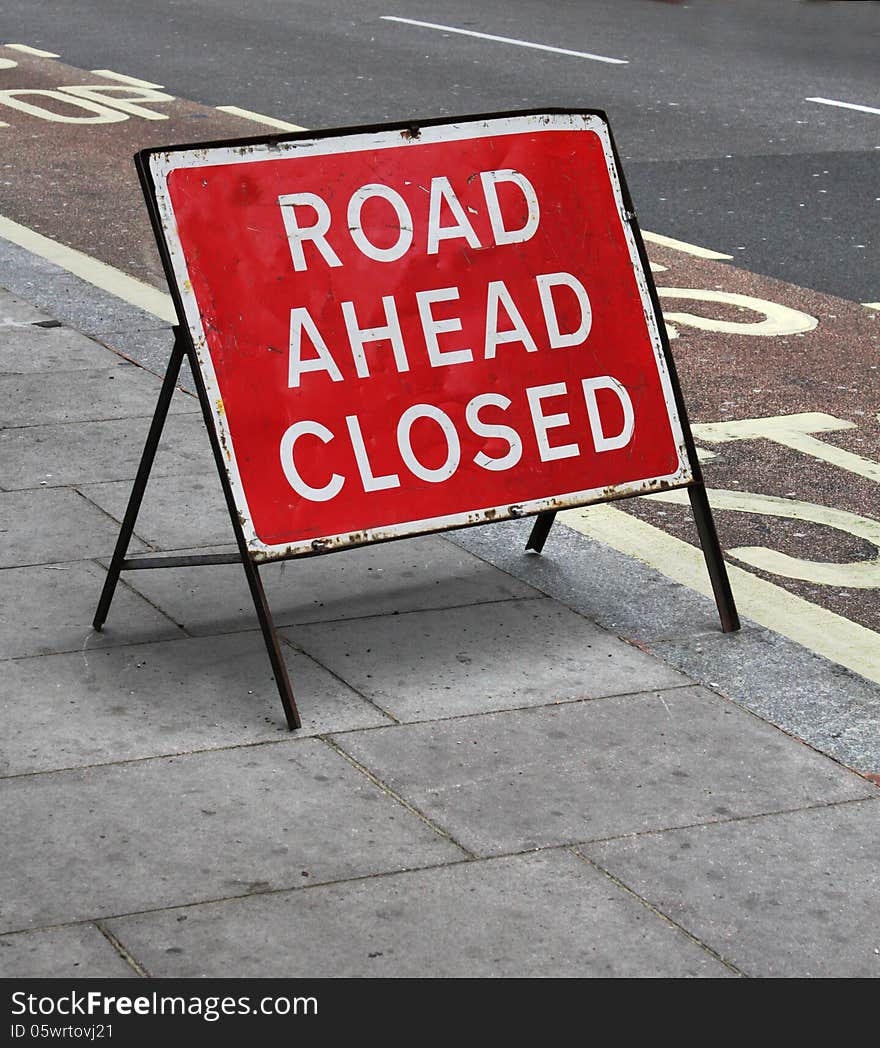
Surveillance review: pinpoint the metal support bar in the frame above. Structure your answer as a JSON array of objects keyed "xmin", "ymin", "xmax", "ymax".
[
  {"xmin": 238, "ymin": 555, "xmax": 301, "ymax": 730},
  {"xmin": 93, "ymin": 327, "xmax": 302, "ymax": 730},
  {"xmin": 525, "ymin": 510, "xmax": 557, "ymax": 553},
  {"xmin": 688, "ymin": 483, "xmax": 741, "ymax": 633},
  {"xmin": 93, "ymin": 331, "xmax": 186, "ymax": 630},
  {"xmin": 178, "ymin": 332, "xmax": 302, "ymax": 730},
  {"xmin": 121, "ymin": 552, "xmax": 242, "ymax": 570}
]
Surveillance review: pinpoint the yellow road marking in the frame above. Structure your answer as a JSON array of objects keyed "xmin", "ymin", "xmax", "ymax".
[
  {"xmin": 641, "ymin": 230, "xmax": 732, "ymax": 260},
  {"xmin": 560, "ymin": 503, "xmax": 880, "ymax": 685},
  {"xmin": 4, "ymin": 44, "xmax": 59, "ymax": 58},
  {"xmin": 214, "ymin": 105, "xmax": 305, "ymax": 132},
  {"xmin": 0, "ymin": 214, "xmax": 176, "ymax": 322}
]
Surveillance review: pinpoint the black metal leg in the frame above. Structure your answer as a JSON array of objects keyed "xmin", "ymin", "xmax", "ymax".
[
  {"xmin": 688, "ymin": 484, "xmax": 741, "ymax": 633},
  {"xmin": 526, "ymin": 511, "xmax": 557, "ymax": 553},
  {"xmin": 240, "ymin": 557, "xmax": 302, "ymax": 729},
  {"xmin": 93, "ymin": 331, "xmax": 186, "ymax": 630}
]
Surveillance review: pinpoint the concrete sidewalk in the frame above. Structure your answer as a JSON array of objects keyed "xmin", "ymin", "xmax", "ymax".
[{"xmin": 1, "ymin": 283, "xmax": 879, "ymax": 979}]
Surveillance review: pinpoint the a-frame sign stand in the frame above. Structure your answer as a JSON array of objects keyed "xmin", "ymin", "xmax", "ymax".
[
  {"xmin": 93, "ymin": 326, "xmax": 302, "ymax": 730},
  {"xmin": 94, "ymin": 109, "xmax": 741, "ymax": 732}
]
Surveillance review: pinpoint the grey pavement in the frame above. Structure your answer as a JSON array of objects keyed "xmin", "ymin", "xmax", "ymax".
[{"xmin": 1, "ymin": 273, "xmax": 879, "ymax": 979}]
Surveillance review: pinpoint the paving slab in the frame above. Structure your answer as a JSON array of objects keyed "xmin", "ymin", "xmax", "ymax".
[
  {"xmin": 0, "ymin": 925, "xmax": 135, "ymax": 978},
  {"xmin": 0, "ymin": 561, "xmax": 180, "ymax": 658},
  {"xmin": 115, "ymin": 535, "xmax": 541, "ymax": 635},
  {"xmin": 0, "ymin": 487, "xmax": 147, "ymax": 568},
  {"xmin": 1, "ymin": 634, "xmax": 392, "ymax": 777},
  {"xmin": 96, "ymin": 325, "xmax": 195, "ymax": 393},
  {"xmin": 451, "ymin": 516, "xmax": 880, "ymax": 777},
  {"xmin": 2, "ymin": 269, "xmax": 167, "ymax": 338},
  {"xmin": 451, "ymin": 516, "xmax": 733, "ymax": 643},
  {"xmin": 105, "ymin": 849, "xmax": 732, "ymax": 978},
  {"xmin": 0, "ymin": 369, "xmax": 195, "ymax": 428},
  {"xmin": 0, "ymin": 740, "xmax": 462, "ymax": 933},
  {"xmin": 290, "ymin": 598, "xmax": 689, "ymax": 722},
  {"xmin": 578, "ymin": 797, "xmax": 880, "ymax": 978},
  {"xmin": 80, "ymin": 474, "xmax": 244, "ymax": 551},
  {"xmin": 650, "ymin": 629, "xmax": 880, "ymax": 775},
  {"xmin": 1, "ymin": 322, "xmax": 124, "ymax": 374},
  {"xmin": 333, "ymin": 687, "xmax": 875, "ymax": 856},
  {"xmin": 0, "ymin": 412, "xmax": 213, "ymax": 490},
  {"xmin": 0, "ymin": 288, "xmax": 54, "ymax": 327}
]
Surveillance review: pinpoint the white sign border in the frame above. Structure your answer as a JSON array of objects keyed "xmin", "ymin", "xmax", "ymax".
[{"xmin": 148, "ymin": 112, "xmax": 693, "ymax": 560}]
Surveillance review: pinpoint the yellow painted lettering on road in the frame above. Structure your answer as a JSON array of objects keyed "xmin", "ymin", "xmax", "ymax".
[
  {"xmin": 658, "ymin": 287, "xmax": 817, "ymax": 336},
  {"xmin": 647, "ymin": 487, "xmax": 880, "ymax": 588},
  {"xmin": 693, "ymin": 412, "xmax": 880, "ymax": 484},
  {"xmin": 0, "ymin": 88, "xmax": 127, "ymax": 123},
  {"xmin": 60, "ymin": 84, "xmax": 175, "ymax": 120}
]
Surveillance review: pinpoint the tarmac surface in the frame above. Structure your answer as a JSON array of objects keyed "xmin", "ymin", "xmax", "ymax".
[{"xmin": 2, "ymin": 243, "xmax": 880, "ymax": 978}]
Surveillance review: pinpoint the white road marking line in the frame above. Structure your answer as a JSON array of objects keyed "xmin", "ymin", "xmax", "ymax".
[
  {"xmin": 91, "ymin": 69, "xmax": 164, "ymax": 89},
  {"xmin": 863, "ymin": 302, "xmax": 880, "ymax": 311},
  {"xmin": 642, "ymin": 230, "xmax": 732, "ymax": 260},
  {"xmin": 215, "ymin": 105, "xmax": 305, "ymax": 132},
  {"xmin": 381, "ymin": 15, "xmax": 628, "ymax": 65},
  {"xmin": 4, "ymin": 43, "xmax": 59, "ymax": 57},
  {"xmin": 560, "ymin": 503, "xmax": 880, "ymax": 686},
  {"xmin": 806, "ymin": 96, "xmax": 880, "ymax": 117},
  {"xmin": 0, "ymin": 214, "xmax": 175, "ymax": 322}
]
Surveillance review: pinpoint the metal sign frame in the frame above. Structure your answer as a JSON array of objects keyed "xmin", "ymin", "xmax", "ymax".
[{"xmin": 94, "ymin": 108, "xmax": 740, "ymax": 730}]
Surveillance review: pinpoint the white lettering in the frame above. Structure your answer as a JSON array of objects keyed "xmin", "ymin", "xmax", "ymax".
[
  {"xmin": 582, "ymin": 376, "xmax": 635, "ymax": 452},
  {"xmin": 347, "ymin": 183, "xmax": 413, "ymax": 262},
  {"xmin": 416, "ymin": 286, "xmax": 473, "ymax": 368},
  {"xmin": 536, "ymin": 272, "xmax": 592, "ymax": 348},
  {"xmin": 288, "ymin": 307, "xmax": 343, "ymax": 387},
  {"xmin": 279, "ymin": 422, "xmax": 344, "ymax": 502},
  {"xmin": 480, "ymin": 169, "xmax": 540, "ymax": 245},
  {"xmin": 397, "ymin": 404, "xmax": 461, "ymax": 482},
  {"xmin": 484, "ymin": 280, "xmax": 538, "ymax": 358},
  {"xmin": 278, "ymin": 193, "xmax": 343, "ymax": 272},
  {"xmin": 526, "ymin": 382, "xmax": 579, "ymax": 461},
  {"xmin": 342, "ymin": 296, "xmax": 409, "ymax": 378},
  {"xmin": 427, "ymin": 176, "xmax": 481, "ymax": 254},
  {"xmin": 346, "ymin": 415, "xmax": 400, "ymax": 491},
  {"xmin": 466, "ymin": 393, "xmax": 523, "ymax": 471}
]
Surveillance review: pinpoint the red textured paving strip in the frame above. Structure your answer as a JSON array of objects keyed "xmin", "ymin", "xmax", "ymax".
[{"xmin": 0, "ymin": 49, "xmax": 281, "ymax": 287}]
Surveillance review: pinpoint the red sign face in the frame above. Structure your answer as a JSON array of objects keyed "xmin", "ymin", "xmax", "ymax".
[{"xmin": 148, "ymin": 113, "xmax": 691, "ymax": 559}]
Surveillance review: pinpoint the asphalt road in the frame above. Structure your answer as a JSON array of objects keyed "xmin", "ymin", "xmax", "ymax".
[
  {"xmin": 1, "ymin": 1, "xmax": 878, "ymax": 674},
  {"xmin": 2, "ymin": 0, "xmax": 877, "ymax": 300}
]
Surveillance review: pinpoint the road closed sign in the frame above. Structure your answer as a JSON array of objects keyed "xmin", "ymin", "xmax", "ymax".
[{"xmin": 142, "ymin": 110, "xmax": 693, "ymax": 559}]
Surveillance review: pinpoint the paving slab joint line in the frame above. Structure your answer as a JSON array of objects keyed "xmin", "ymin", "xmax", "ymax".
[
  {"xmin": 278, "ymin": 635, "xmax": 400, "ymax": 724},
  {"xmin": 567, "ymin": 846, "xmax": 748, "ymax": 977},
  {"xmin": 1, "ymin": 407, "xmax": 202, "ymax": 432},
  {"xmin": 0, "ymin": 854, "xmax": 492, "ymax": 938},
  {"xmin": 279, "ymin": 592, "xmax": 548, "ymax": 633},
  {"xmin": 101, "ymin": 560, "xmax": 192, "ymax": 635},
  {"xmin": 0, "ymin": 730, "xmax": 320, "ymax": 783},
  {"xmin": 94, "ymin": 920, "xmax": 151, "ymax": 978},
  {"xmin": 74, "ymin": 487, "xmax": 162, "ymax": 556},
  {"xmin": 575, "ymin": 794, "xmax": 880, "ymax": 848},
  {"xmin": 320, "ymin": 735, "xmax": 477, "ymax": 859},
  {"xmin": 324, "ymin": 680, "xmax": 700, "ymax": 740}
]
